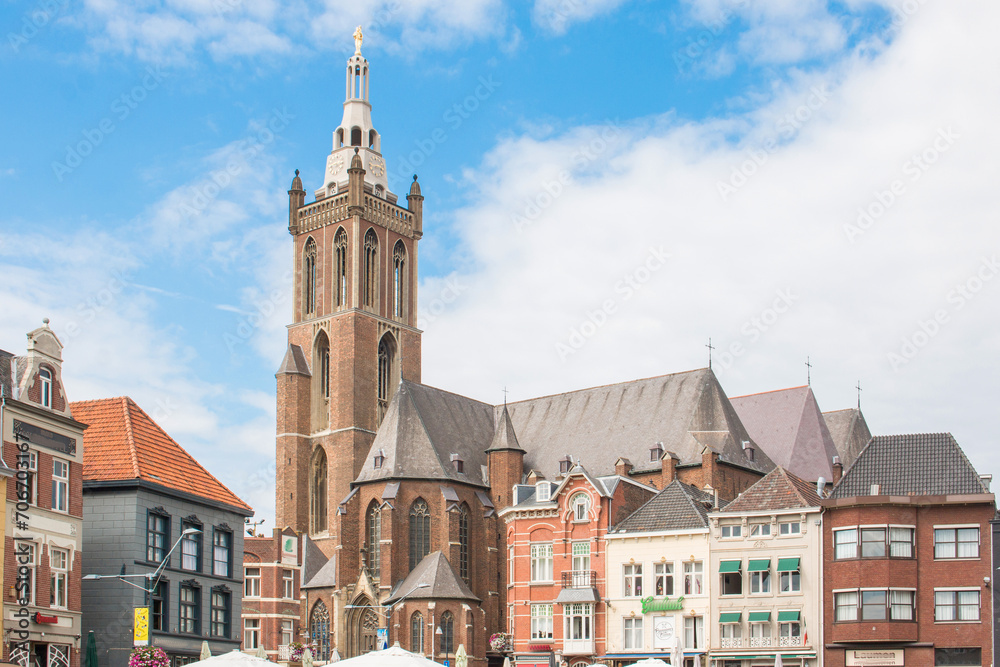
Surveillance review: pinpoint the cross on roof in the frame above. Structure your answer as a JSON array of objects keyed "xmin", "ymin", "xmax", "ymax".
[
  {"xmin": 706, "ymin": 338, "xmax": 715, "ymax": 369},
  {"xmin": 806, "ymin": 356, "xmax": 812, "ymax": 386},
  {"xmin": 856, "ymin": 380, "xmax": 862, "ymax": 409}
]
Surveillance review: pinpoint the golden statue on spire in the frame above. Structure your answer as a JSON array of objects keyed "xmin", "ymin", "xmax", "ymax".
[{"xmin": 353, "ymin": 25, "xmax": 363, "ymax": 55}]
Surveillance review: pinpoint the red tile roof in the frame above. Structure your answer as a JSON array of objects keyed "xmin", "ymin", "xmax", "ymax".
[{"xmin": 71, "ymin": 396, "xmax": 252, "ymax": 512}]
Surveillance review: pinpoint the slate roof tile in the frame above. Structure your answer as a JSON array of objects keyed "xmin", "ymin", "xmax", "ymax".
[
  {"xmin": 610, "ymin": 480, "xmax": 719, "ymax": 533},
  {"xmin": 721, "ymin": 467, "xmax": 822, "ymax": 513}
]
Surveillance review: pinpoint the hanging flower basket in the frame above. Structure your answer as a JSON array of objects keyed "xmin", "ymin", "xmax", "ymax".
[
  {"xmin": 129, "ymin": 647, "xmax": 169, "ymax": 667},
  {"xmin": 489, "ymin": 633, "xmax": 512, "ymax": 652}
]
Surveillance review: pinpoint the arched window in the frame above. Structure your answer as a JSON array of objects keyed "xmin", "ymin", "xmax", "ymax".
[
  {"xmin": 369, "ymin": 129, "xmax": 377, "ymax": 149},
  {"xmin": 363, "ymin": 229, "xmax": 378, "ymax": 309},
  {"xmin": 336, "ymin": 128, "xmax": 344, "ymax": 148},
  {"xmin": 366, "ymin": 502, "xmax": 381, "ymax": 579},
  {"xmin": 377, "ymin": 334, "xmax": 396, "ymax": 425},
  {"xmin": 310, "ymin": 601, "xmax": 330, "ymax": 660},
  {"xmin": 351, "ymin": 127, "xmax": 362, "ymax": 146},
  {"xmin": 571, "ymin": 493, "xmax": 591, "ymax": 522},
  {"xmin": 410, "ymin": 612, "xmax": 424, "ymax": 654},
  {"xmin": 458, "ymin": 503, "xmax": 470, "ymax": 583},
  {"xmin": 409, "ymin": 499, "xmax": 431, "ymax": 571},
  {"xmin": 335, "ymin": 228, "xmax": 348, "ymax": 308},
  {"xmin": 39, "ymin": 367, "xmax": 52, "ymax": 408},
  {"xmin": 303, "ymin": 238, "xmax": 317, "ymax": 315},
  {"xmin": 439, "ymin": 611, "xmax": 454, "ymax": 655},
  {"xmin": 316, "ymin": 334, "xmax": 330, "ymax": 400},
  {"xmin": 393, "ymin": 241, "xmax": 406, "ymax": 319},
  {"xmin": 310, "ymin": 448, "xmax": 327, "ymax": 534}
]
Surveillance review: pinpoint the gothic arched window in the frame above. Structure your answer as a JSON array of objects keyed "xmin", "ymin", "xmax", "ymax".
[
  {"xmin": 393, "ymin": 241, "xmax": 406, "ymax": 319},
  {"xmin": 439, "ymin": 611, "xmax": 454, "ymax": 655},
  {"xmin": 303, "ymin": 237, "xmax": 317, "ymax": 315},
  {"xmin": 316, "ymin": 333, "xmax": 330, "ymax": 400},
  {"xmin": 335, "ymin": 228, "xmax": 348, "ymax": 308},
  {"xmin": 458, "ymin": 503, "xmax": 470, "ymax": 583},
  {"xmin": 409, "ymin": 499, "xmax": 430, "ymax": 571},
  {"xmin": 363, "ymin": 228, "xmax": 378, "ymax": 309},
  {"xmin": 377, "ymin": 334, "xmax": 396, "ymax": 425},
  {"xmin": 310, "ymin": 448, "xmax": 327, "ymax": 534},
  {"xmin": 310, "ymin": 601, "xmax": 330, "ymax": 660},
  {"xmin": 366, "ymin": 502, "xmax": 381, "ymax": 579},
  {"xmin": 410, "ymin": 612, "xmax": 424, "ymax": 654}
]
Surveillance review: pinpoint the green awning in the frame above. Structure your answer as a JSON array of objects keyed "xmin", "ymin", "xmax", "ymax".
[
  {"xmin": 719, "ymin": 612, "xmax": 742, "ymax": 623},
  {"xmin": 777, "ymin": 558, "xmax": 800, "ymax": 572},
  {"xmin": 719, "ymin": 560, "xmax": 742, "ymax": 573},
  {"xmin": 747, "ymin": 611, "xmax": 771, "ymax": 622},
  {"xmin": 777, "ymin": 610, "xmax": 800, "ymax": 622},
  {"xmin": 748, "ymin": 559, "xmax": 770, "ymax": 571}
]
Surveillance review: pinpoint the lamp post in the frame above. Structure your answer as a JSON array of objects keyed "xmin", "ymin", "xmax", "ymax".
[{"xmin": 435, "ymin": 624, "xmax": 449, "ymax": 667}]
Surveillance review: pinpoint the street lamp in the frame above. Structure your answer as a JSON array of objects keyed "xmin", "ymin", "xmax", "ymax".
[
  {"xmin": 435, "ymin": 624, "xmax": 449, "ymax": 667},
  {"xmin": 83, "ymin": 527, "xmax": 202, "ymax": 593}
]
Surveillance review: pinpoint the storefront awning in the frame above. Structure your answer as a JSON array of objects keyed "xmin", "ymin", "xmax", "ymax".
[
  {"xmin": 777, "ymin": 557, "xmax": 800, "ymax": 572},
  {"xmin": 719, "ymin": 612, "xmax": 742, "ymax": 623},
  {"xmin": 777, "ymin": 610, "xmax": 800, "ymax": 622},
  {"xmin": 747, "ymin": 611, "xmax": 771, "ymax": 622},
  {"xmin": 747, "ymin": 559, "xmax": 770, "ymax": 571},
  {"xmin": 719, "ymin": 560, "xmax": 742, "ymax": 573}
]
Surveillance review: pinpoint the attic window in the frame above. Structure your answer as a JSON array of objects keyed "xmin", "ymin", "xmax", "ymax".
[
  {"xmin": 650, "ymin": 443, "xmax": 664, "ymax": 462},
  {"xmin": 451, "ymin": 454, "xmax": 464, "ymax": 474},
  {"xmin": 559, "ymin": 456, "xmax": 572, "ymax": 474},
  {"xmin": 373, "ymin": 450, "xmax": 385, "ymax": 469},
  {"xmin": 535, "ymin": 483, "xmax": 550, "ymax": 502},
  {"xmin": 39, "ymin": 368, "xmax": 52, "ymax": 408},
  {"xmin": 742, "ymin": 440, "xmax": 755, "ymax": 461}
]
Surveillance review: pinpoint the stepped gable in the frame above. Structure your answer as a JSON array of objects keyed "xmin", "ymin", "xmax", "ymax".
[
  {"xmin": 504, "ymin": 368, "xmax": 773, "ymax": 479},
  {"xmin": 822, "ymin": 407, "xmax": 872, "ymax": 469},
  {"xmin": 71, "ymin": 396, "xmax": 251, "ymax": 512},
  {"xmin": 831, "ymin": 432, "xmax": 990, "ymax": 498},
  {"xmin": 385, "ymin": 551, "xmax": 480, "ymax": 603},
  {"xmin": 730, "ymin": 385, "xmax": 839, "ymax": 481},
  {"xmin": 610, "ymin": 479, "xmax": 718, "ymax": 533},
  {"xmin": 355, "ymin": 380, "xmax": 495, "ymax": 486},
  {"xmin": 721, "ymin": 467, "xmax": 822, "ymax": 514}
]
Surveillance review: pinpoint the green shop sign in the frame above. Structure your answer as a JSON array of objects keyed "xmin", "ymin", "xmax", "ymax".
[{"xmin": 640, "ymin": 596, "xmax": 685, "ymax": 613}]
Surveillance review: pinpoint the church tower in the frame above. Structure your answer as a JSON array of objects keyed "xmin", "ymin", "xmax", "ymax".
[{"xmin": 276, "ymin": 31, "xmax": 424, "ymax": 547}]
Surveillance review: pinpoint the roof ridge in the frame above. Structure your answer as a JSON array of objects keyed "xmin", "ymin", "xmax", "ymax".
[
  {"xmin": 121, "ymin": 396, "xmax": 141, "ymax": 478},
  {"xmin": 730, "ymin": 385, "xmax": 809, "ymax": 400},
  {"xmin": 505, "ymin": 367, "xmax": 710, "ymax": 406}
]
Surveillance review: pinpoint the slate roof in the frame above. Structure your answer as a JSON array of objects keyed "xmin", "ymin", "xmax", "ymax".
[
  {"xmin": 730, "ymin": 386, "xmax": 839, "ymax": 481},
  {"xmin": 71, "ymin": 396, "xmax": 252, "ymax": 512},
  {"xmin": 831, "ymin": 433, "xmax": 991, "ymax": 498},
  {"xmin": 822, "ymin": 408, "xmax": 872, "ymax": 469},
  {"xmin": 276, "ymin": 344, "xmax": 311, "ymax": 376},
  {"xmin": 504, "ymin": 368, "xmax": 773, "ymax": 479},
  {"xmin": 610, "ymin": 480, "xmax": 718, "ymax": 533},
  {"xmin": 486, "ymin": 405, "xmax": 523, "ymax": 452},
  {"xmin": 301, "ymin": 535, "xmax": 331, "ymax": 588},
  {"xmin": 385, "ymin": 551, "xmax": 480, "ymax": 603},
  {"xmin": 720, "ymin": 467, "xmax": 822, "ymax": 514}
]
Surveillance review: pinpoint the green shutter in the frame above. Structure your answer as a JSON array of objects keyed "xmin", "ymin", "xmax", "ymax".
[
  {"xmin": 777, "ymin": 611, "xmax": 800, "ymax": 622},
  {"xmin": 719, "ymin": 560, "xmax": 742, "ymax": 573},
  {"xmin": 748, "ymin": 559, "xmax": 770, "ymax": 571},
  {"xmin": 777, "ymin": 558, "xmax": 800, "ymax": 572},
  {"xmin": 747, "ymin": 611, "xmax": 771, "ymax": 622},
  {"xmin": 719, "ymin": 612, "xmax": 742, "ymax": 623}
]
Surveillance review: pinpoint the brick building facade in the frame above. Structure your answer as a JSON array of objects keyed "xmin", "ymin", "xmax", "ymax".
[{"xmin": 242, "ymin": 528, "xmax": 304, "ymax": 661}]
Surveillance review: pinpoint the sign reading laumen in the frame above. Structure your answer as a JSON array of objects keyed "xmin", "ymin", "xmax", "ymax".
[{"xmin": 846, "ymin": 649, "xmax": 904, "ymax": 667}]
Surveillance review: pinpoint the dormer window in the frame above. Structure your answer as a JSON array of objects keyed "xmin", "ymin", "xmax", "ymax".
[
  {"xmin": 650, "ymin": 443, "xmax": 664, "ymax": 462},
  {"xmin": 39, "ymin": 368, "xmax": 52, "ymax": 408},
  {"xmin": 742, "ymin": 440, "xmax": 755, "ymax": 462},
  {"xmin": 559, "ymin": 456, "xmax": 572, "ymax": 475},
  {"xmin": 535, "ymin": 483, "xmax": 550, "ymax": 502},
  {"xmin": 373, "ymin": 450, "xmax": 385, "ymax": 469},
  {"xmin": 451, "ymin": 454, "xmax": 464, "ymax": 474}
]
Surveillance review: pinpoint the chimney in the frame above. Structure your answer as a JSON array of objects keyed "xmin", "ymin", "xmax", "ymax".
[
  {"xmin": 816, "ymin": 477, "xmax": 826, "ymax": 498},
  {"xmin": 615, "ymin": 458, "xmax": 633, "ymax": 477},
  {"xmin": 980, "ymin": 474, "xmax": 992, "ymax": 492},
  {"xmin": 660, "ymin": 451, "xmax": 680, "ymax": 487},
  {"xmin": 832, "ymin": 456, "xmax": 843, "ymax": 485},
  {"xmin": 742, "ymin": 440, "xmax": 755, "ymax": 462}
]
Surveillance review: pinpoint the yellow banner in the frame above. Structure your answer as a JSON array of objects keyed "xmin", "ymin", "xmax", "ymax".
[{"xmin": 133, "ymin": 608, "xmax": 150, "ymax": 646}]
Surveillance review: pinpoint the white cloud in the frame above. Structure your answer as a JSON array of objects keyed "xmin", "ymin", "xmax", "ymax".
[
  {"xmin": 531, "ymin": 0, "xmax": 631, "ymax": 35},
  {"xmin": 420, "ymin": 0, "xmax": 1000, "ymax": 483}
]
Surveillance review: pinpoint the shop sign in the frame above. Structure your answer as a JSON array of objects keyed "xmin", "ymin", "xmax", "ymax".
[{"xmin": 846, "ymin": 649, "xmax": 904, "ymax": 666}]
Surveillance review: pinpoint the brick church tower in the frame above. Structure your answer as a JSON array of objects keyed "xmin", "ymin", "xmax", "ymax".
[{"xmin": 275, "ymin": 32, "xmax": 424, "ymax": 551}]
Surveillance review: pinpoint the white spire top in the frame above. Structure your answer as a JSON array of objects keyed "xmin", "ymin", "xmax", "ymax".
[{"xmin": 316, "ymin": 27, "xmax": 393, "ymax": 202}]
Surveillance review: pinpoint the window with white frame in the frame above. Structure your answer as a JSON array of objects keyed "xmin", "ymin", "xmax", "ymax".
[
  {"xmin": 861, "ymin": 527, "xmax": 887, "ymax": 557},
  {"xmin": 835, "ymin": 591, "xmax": 859, "ymax": 621},
  {"xmin": 720, "ymin": 622, "xmax": 741, "ymax": 639},
  {"xmin": 283, "ymin": 570, "xmax": 294, "ymax": 599},
  {"xmin": 836, "ymin": 525, "xmax": 916, "ymax": 559},
  {"xmin": 52, "ymin": 459, "xmax": 68, "ymax": 512},
  {"xmin": 565, "ymin": 604, "xmax": 592, "ymax": 640},
  {"xmin": 40, "ymin": 368, "xmax": 52, "ymax": 408},
  {"xmin": 244, "ymin": 619, "xmax": 260, "ymax": 649},
  {"xmin": 749, "ymin": 522, "xmax": 771, "ymax": 537},
  {"xmin": 779, "ymin": 621, "xmax": 800, "ymax": 638},
  {"xmin": 571, "ymin": 542, "xmax": 590, "ymax": 586},
  {"xmin": 623, "ymin": 563, "xmax": 643, "ymax": 597},
  {"xmin": 244, "ymin": 568, "xmax": 261, "ymax": 597},
  {"xmin": 889, "ymin": 527, "xmax": 915, "ymax": 558},
  {"xmin": 683, "ymin": 616, "xmax": 703, "ymax": 649},
  {"xmin": 890, "ymin": 590, "xmax": 916, "ymax": 620},
  {"xmin": 530, "ymin": 544, "xmax": 553, "ymax": 582},
  {"xmin": 281, "ymin": 620, "xmax": 294, "ymax": 645},
  {"xmin": 535, "ymin": 483, "xmax": 551, "ymax": 502},
  {"xmin": 720, "ymin": 524, "xmax": 742, "ymax": 538},
  {"xmin": 623, "ymin": 617, "xmax": 643, "ymax": 649},
  {"xmin": 50, "ymin": 547, "xmax": 68, "ymax": 609},
  {"xmin": 779, "ymin": 520, "xmax": 800, "ymax": 535},
  {"xmin": 749, "ymin": 621, "xmax": 770, "ymax": 638},
  {"xmin": 934, "ymin": 527, "xmax": 980, "ymax": 559},
  {"xmin": 683, "ymin": 561, "xmax": 703, "ymax": 595},
  {"xmin": 934, "ymin": 590, "xmax": 980, "ymax": 621},
  {"xmin": 571, "ymin": 493, "xmax": 590, "ymax": 522},
  {"xmin": 779, "ymin": 569, "xmax": 800, "ymax": 593},
  {"xmin": 15, "ymin": 542, "xmax": 36, "ymax": 606},
  {"xmin": 509, "ymin": 546, "xmax": 514, "ymax": 583},
  {"xmin": 834, "ymin": 528, "xmax": 858, "ymax": 559},
  {"xmin": 655, "ymin": 562, "xmax": 673, "ymax": 595},
  {"xmin": 531, "ymin": 604, "xmax": 553, "ymax": 640},
  {"xmin": 861, "ymin": 590, "xmax": 887, "ymax": 620},
  {"xmin": 750, "ymin": 568, "xmax": 771, "ymax": 594}
]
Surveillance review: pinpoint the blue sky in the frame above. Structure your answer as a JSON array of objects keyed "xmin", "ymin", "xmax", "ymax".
[{"xmin": 2, "ymin": 0, "xmax": 998, "ymax": 523}]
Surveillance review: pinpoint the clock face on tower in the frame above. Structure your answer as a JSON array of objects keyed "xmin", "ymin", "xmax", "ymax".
[
  {"xmin": 326, "ymin": 154, "xmax": 345, "ymax": 179},
  {"xmin": 369, "ymin": 155, "xmax": 385, "ymax": 177}
]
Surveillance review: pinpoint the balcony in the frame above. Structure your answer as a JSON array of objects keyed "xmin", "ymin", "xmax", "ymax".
[
  {"xmin": 778, "ymin": 636, "xmax": 803, "ymax": 647},
  {"xmin": 562, "ymin": 571, "xmax": 597, "ymax": 589},
  {"xmin": 278, "ymin": 646, "xmax": 291, "ymax": 661},
  {"xmin": 562, "ymin": 639, "xmax": 595, "ymax": 655},
  {"xmin": 749, "ymin": 637, "xmax": 772, "ymax": 648},
  {"xmin": 720, "ymin": 638, "xmax": 743, "ymax": 648}
]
